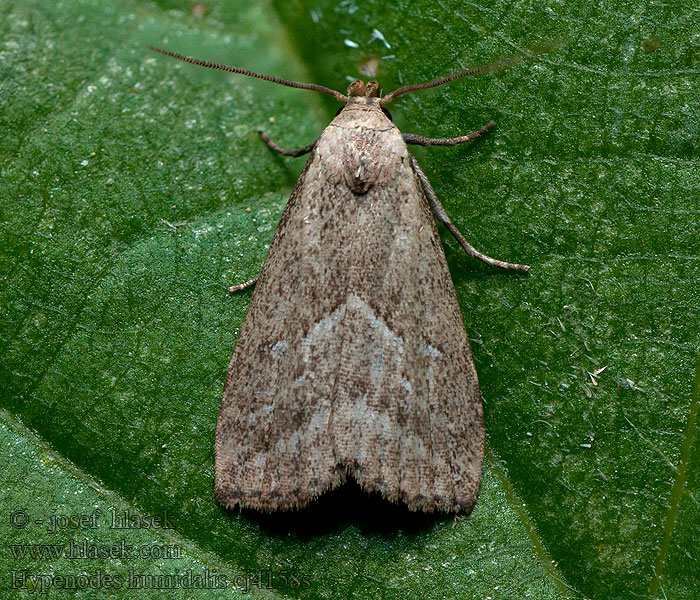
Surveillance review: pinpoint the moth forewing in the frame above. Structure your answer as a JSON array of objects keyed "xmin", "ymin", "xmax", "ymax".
[{"xmin": 216, "ymin": 98, "xmax": 484, "ymax": 512}]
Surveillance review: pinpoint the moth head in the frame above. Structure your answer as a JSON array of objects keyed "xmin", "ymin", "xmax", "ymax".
[
  {"xmin": 338, "ymin": 81, "xmax": 391, "ymax": 120},
  {"xmin": 346, "ymin": 80, "xmax": 380, "ymax": 98}
]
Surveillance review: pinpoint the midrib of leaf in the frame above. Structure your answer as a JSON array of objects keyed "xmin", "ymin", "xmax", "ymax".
[
  {"xmin": 648, "ymin": 358, "xmax": 700, "ymax": 597},
  {"xmin": 487, "ymin": 448, "xmax": 579, "ymax": 599}
]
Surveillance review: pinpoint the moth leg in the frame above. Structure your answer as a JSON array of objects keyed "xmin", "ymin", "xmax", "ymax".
[
  {"xmin": 403, "ymin": 120, "xmax": 496, "ymax": 147},
  {"xmin": 230, "ymin": 132, "xmax": 312, "ymax": 295},
  {"xmin": 228, "ymin": 274, "xmax": 259, "ymax": 293},
  {"xmin": 258, "ymin": 130, "xmax": 317, "ymax": 157},
  {"xmin": 409, "ymin": 154, "xmax": 530, "ymax": 272}
]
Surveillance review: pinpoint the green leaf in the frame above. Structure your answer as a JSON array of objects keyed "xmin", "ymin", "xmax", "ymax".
[{"xmin": 1, "ymin": 0, "xmax": 698, "ymax": 598}]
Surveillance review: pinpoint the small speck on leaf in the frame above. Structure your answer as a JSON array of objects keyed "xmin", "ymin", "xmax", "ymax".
[
  {"xmin": 643, "ymin": 37, "xmax": 661, "ymax": 53},
  {"xmin": 359, "ymin": 55, "xmax": 379, "ymax": 77}
]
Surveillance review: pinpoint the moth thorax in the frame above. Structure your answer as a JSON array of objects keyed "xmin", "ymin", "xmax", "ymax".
[{"xmin": 346, "ymin": 80, "xmax": 380, "ymax": 98}]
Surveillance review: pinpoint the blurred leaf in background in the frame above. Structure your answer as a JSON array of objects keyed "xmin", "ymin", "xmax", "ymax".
[{"xmin": 1, "ymin": 0, "xmax": 698, "ymax": 598}]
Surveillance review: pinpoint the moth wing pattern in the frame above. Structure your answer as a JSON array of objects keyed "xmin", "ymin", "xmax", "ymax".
[{"xmin": 215, "ymin": 105, "xmax": 484, "ymax": 513}]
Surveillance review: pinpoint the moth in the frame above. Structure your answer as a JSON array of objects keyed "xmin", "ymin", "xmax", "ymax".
[{"xmin": 150, "ymin": 47, "xmax": 529, "ymax": 513}]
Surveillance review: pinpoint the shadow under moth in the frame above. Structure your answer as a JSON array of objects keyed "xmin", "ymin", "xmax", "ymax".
[{"xmin": 150, "ymin": 47, "xmax": 529, "ymax": 513}]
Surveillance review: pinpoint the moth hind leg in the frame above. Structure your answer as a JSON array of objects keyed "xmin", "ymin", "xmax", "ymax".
[{"xmin": 409, "ymin": 154, "xmax": 530, "ymax": 272}]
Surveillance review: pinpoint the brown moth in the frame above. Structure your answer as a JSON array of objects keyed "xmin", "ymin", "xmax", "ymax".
[{"xmin": 150, "ymin": 47, "xmax": 529, "ymax": 513}]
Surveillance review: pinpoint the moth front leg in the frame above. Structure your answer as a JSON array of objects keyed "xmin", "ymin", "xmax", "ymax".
[
  {"xmin": 409, "ymin": 154, "xmax": 530, "ymax": 272},
  {"xmin": 403, "ymin": 120, "xmax": 496, "ymax": 147},
  {"xmin": 258, "ymin": 130, "xmax": 317, "ymax": 157},
  {"xmin": 228, "ymin": 133, "xmax": 317, "ymax": 293}
]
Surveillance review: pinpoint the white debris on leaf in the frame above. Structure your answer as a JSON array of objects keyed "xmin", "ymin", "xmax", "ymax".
[{"xmin": 368, "ymin": 28, "xmax": 391, "ymax": 49}]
